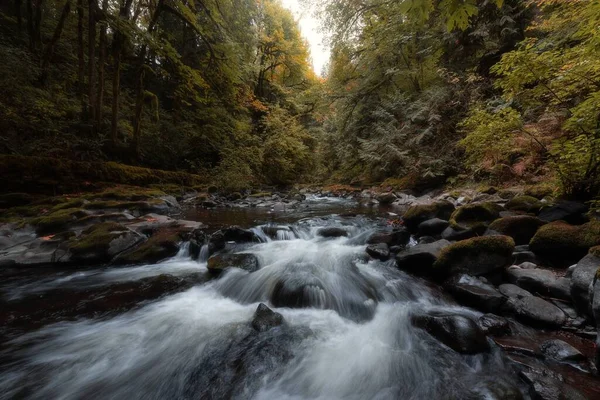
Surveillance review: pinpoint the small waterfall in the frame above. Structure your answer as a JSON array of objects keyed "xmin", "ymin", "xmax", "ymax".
[
  {"xmin": 275, "ymin": 229, "xmax": 296, "ymax": 241},
  {"xmin": 175, "ymin": 241, "xmax": 190, "ymax": 259},
  {"xmin": 198, "ymin": 244, "xmax": 210, "ymax": 263}
]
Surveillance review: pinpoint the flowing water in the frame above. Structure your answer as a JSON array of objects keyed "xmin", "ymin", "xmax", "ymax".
[{"xmin": 0, "ymin": 197, "xmax": 525, "ymax": 400}]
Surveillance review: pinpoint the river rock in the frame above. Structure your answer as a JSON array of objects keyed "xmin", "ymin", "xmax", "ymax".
[
  {"xmin": 530, "ymin": 221, "xmax": 600, "ymax": 267},
  {"xmin": 441, "ymin": 225, "xmax": 487, "ymax": 241},
  {"xmin": 433, "ymin": 236, "xmax": 515, "ymax": 278},
  {"xmin": 520, "ymin": 371, "xmax": 587, "ymax": 400},
  {"xmin": 395, "ymin": 239, "xmax": 450, "ymax": 279},
  {"xmin": 506, "ymin": 267, "xmax": 571, "ymax": 300},
  {"xmin": 570, "ymin": 251, "xmax": 600, "ymax": 316},
  {"xmin": 367, "ymin": 228, "xmax": 410, "ymax": 247},
  {"xmin": 251, "ymin": 303, "xmax": 284, "ymax": 332},
  {"xmin": 488, "ymin": 216, "xmax": 546, "ymax": 245},
  {"xmin": 449, "ymin": 202, "xmax": 504, "ymax": 229},
  {"xmin": 538, "ymin": 201, "xmax": 588, "ymax": 225},
  {"xmin": 115, "ymin": 227, "xmax": 181, "ymax": 265},
  {"xmin": 539, "ymin": 339, "xmax": 585, "ymax": 363},
  {"xmin": 478, "ymin": 314, "xmax": 510, "ymax": 336},
  {"xmin": 417, "ymin": 218, "xmax": 449, "ymax": 237},
  {"xmin": 402, "ymin": 201, "xmax": 455, "ymax": 231},
  {"xmin": 499, "ymin": 284, "xmax": 533, "ymax": 298},
  {"xmin": 411, "ymin": 312, "xmax": 490, "ymax": 354},
  {"xmin": 207, "ymin": 253, "xmax": 259, "ymax": 274},
  {"xmin": 505, "ymin": 196, "xmax": 543, "ymax": 213},
  {"xmin": 377, "ymin": 192, "xmax": 396, "ymax": 205},
  {"xmin": 366, "ymin": 243, "xmax": 390, "ymax": 261},
  {"xmin": 445, "ymin": 275, "xmax": 506, "ymax": 312},
  {"xmin": 504, "ymin": 293, "xmax": 566, "ymax": 328},
  {"xmin": 317, "ymin": 227, "xmax": 348, "ymax": 238}
]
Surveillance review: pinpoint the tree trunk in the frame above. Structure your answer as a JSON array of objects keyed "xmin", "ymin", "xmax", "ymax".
[
  {"xmin": 40, "ymin": 0, "xmax": 71, "ymax": 85},
  {"xmin": 87, "ymin": 0, "xmax": 97, "ymax": 122},
  {"xmin": 110, "ymin": 0, "xmax": 134, "ymax": 145},
  {"xmin": 131, "ymin": 0, "xmax": 163, "ymax": 157},
  {"xmin": 26, "ymin": 0, "xmax": 34, "ymax": 48},
  {"xmin": 15, "ymin": 0, "xmax": 22, "ymax": 30},
  {"xmin": 77, "ymin": 0, "xmax": 85, "ymax": 116},
  {"xmin": 33, "ymin": 0, "xmax": 43, "ymax": 48},
  {"xmin": 96, "ymin": 0, "xmax": 108, "ymax": 126}
]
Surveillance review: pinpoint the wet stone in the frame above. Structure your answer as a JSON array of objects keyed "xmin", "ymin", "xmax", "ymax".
[
  {"xmin": 539, "ymin": 339, "xmax": 586, "ymax": 363},
  {"xmin": 251, "ymin": 303, "xmax": 284, "ymax": 332}
]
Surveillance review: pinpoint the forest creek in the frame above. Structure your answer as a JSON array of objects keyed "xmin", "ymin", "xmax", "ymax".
[{"xmin": 3, "ymin": 0, "xmax": 600, "ymax": 399}]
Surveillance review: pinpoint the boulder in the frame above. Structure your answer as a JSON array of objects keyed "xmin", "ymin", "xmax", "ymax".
[
  {"xmin": 207, "ymin": 253, "xmax": 259, "ymax": 274},
  {"xmin": 504, "ymin": 294, "xmax": 566, "ymax": 328},
  {"xmin": 477, "ymin": 314, "xmax": 510, "ymax": 336},
  {"xmin": 512, "ymin": 251, "xmax": 540, "ymax": 265},
  {"xmin": 499, "ymin": 284, "xmax": 533, "ymax": 298},
  {"xmin": 377, "ymin": 192, "xmax": 396, "ymax": 205},
  {"xmin": 539, "ymin": 339, "xmax": 585, "ymax": 363},
  {"xmin": 488, "ymin": 216, "xmax": 546, "ymax": 245},
  {"xmin": 222, "ymin": 226, "xmax": 262, "ymax": 243},
  {"xmin": 441, "ymin": 225, "xmax": 487, "ymax": 241},
  {"xmin": 570, "ymin": 250, "xmax": 600, "ymax": 316},
  {"xmin": 505, "ymin": 195, "xmax": 543, "ymax": 213},
  {"xmin": 506, "ymin": 267, "xmax": 571, "ymax": 300},
  {"xmin": 251, "ymin": 303, "xmax": 284, "ymax": 332},
  {"xmin": 67, "ymin": 222, "xmax": 145, "ymax": 264},
  {"xmin": 445, "ymin": 275, "xmax": 506, "ymax": 312},
  {"xmin": 449, "ymin": 202, "xmax": 504, "ymax": 229},
  {"xmin": 417, "ymin": 218, "xmax": 449, "ymax": 237},
  {"xmin": 366, "ymin": 243, "xmax": 390, "ymax": 261},
  {"xmin": 115, "ymin": 228, "xmax": 181, "ymax": 264},
  {"xmin": 538, "ymin": 201, "xmax": 588, "ymax": 225},
  {"xmin": 366, "ymin": 228, "xmax": 410, "ymax": 247},
  {"xmin": 402, "ymin": 201, "xmax": 455, "ymax": 231},
  {"xmin": 433, "ymin": 236, "xmax": 515, "ymax": 277},
  {"xmin": 530, "ymin": 221, "xmax": 600, "ymax": 267},
  {"xmin": 411, "ymin": 312, "xmax": 490, "ymax": 354},
  {"xmin": 395, "ymin": 239, "xmax": 450, "ymax": 279},
  {"xmin": 317, "ymin": 227, "xmax": 348, "ymax": 238},
  {"xmin": 520, "ymin": 371, "xmax": 587, "ymax": 400}
]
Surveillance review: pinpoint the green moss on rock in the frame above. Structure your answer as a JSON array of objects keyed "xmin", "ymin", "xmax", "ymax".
[
  {"xmin": 450, "ymin": 202, "xmax": 503, "ymax": 229},
  {"xmin": 68, "ymin": 222, "xmax": 125, "ymax": 253},
  {"xmin": 434, "ymin": 236, "xmax": 515, "ymax": 277},
  {"xmin": 524, "ymin": 184, "xmax": 555, "ymax": 200},
  {"xmin": 530, "ymin": 221, "xmax": 600, "ymax": 267},
  {"xmin": 116, "ymin": 228, "xmax": 182, "ymax": 264},
  {"xmin": 488, "ymin": 216, "xmax": 546, "ymax": 245},
  {"xmin": 402, "ymin": 201, "xmax": 455, "ymax": 231},
  {"xmin": 505, "ymin": 195, "xmax": 543, "ymax": 213},
  {"xmin": 30, "ymin": 207, "xmax": 87, "ymax": 234}
]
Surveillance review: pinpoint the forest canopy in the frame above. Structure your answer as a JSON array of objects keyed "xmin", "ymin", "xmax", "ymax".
[{"xmin": 2, "ymin": 0, "xmax": 600, "ymax": 200}]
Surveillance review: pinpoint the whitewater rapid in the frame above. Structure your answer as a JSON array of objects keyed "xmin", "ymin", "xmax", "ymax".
[{"xmin": 0, "ymin": 215, "xmax": 523, "ymax": 399}]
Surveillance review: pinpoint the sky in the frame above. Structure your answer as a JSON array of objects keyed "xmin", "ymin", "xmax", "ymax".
[{"xmin": 280, "ymin": 0, "xmax": 330, "ymax": 75}]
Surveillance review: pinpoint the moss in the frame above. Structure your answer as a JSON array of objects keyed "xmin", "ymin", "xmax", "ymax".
[
  {"xmin": 402, "ymin": 201, "xmax": 455, "ymax": 230},
  {"xmin": 83, "ymin": 186, "xmax": 167, "ymax": 201},
  {"xmin": 83, "ymin": 199, "xmax": 163, "ymax": 211},
  {"xmin": 589, "ymin": 245, "xmax": 600, "ymax": 258},
  {"xmin": 434, "ymin": 236, "xmax": 515, "ymax": 274},
  {"xmin": 249, "ymin": 192, "xmax": 272, "ymax": 198},
  {"xmin": 68, "ymin": 222, "xmax": 125, "ymax": 253},
  {"xmin": 497, "ymin": 189, "xmax": 519, "ymax": 200},
  {"xmin": 30, "ymin": 207, "xmax": 87, "ymax": 234},
  {"xmin": 530, "ymin": 221, "xmax": 600, "ymax": 267},
  {"xmin": 505, "ymin": 195, "xmax": 543, "ymax": 213},
  {"xmin": 50, "ymin": 198, "xmax": 87, "ymax": 211},
  {"xmin": 0, "ymin": 155, "xmax": 206, "ymax": 195},
  {"xmin": 488, "ymin": 216, "xmax": 546, "ymax": 245},
  {"xmin": 478, "ymin": 186, "xmax": 498, "ymax": 195},
  {"xmin": 449, "ymin": 202, "xmax": 503, "ymax": 229},
  {"xmin": 117, "ymin": 228, "xmax": 182, "ymax": 264},
  {"xmin": 524, "ymin": 184, "xmax": 555, "ymax": 200}
]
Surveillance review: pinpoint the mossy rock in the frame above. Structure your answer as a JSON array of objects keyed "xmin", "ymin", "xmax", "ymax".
[
  {"xmin": 488, "ymin": 216, "xmax": 546, "ymax": 245},
  {"xmin": 434, "ymin": 236, "xmax": 515, "ymax": 277},
  {"xmin": 449, "ymin": 202, "xmax": 504, "ymax": 229},
  {"xmin": 68, "ymin": 222, "xmax": 144, "ymax": 263},
  {"xmin": 505, "ymin": 195, "xmax": 543, "ymax": 213},
  {"xmin": 497, "ymin": 189, "xmax": 520, "ymax": 200},
  {"xmin": 402, "ymin": 201, "xmax": 455, "ymax": 231},
  {"xmin": 30, "ymin": 207, "xmax": 88, "ymax": 234},
  {"xmin": 116, "ymin": 228, "xmax": 182, "ymax": 264},
  {"xmin": 524, "ymin": 184, "xmax": 555, "ymax": 200},
  {"xmin": 530, "ymin": 221, "xmax": 600, "ymax": 267},
  {"xmin": 249, "ymin": 192, "xmax": 272, "ymax": 198},
  {"xmin": 479, "ymin": 186, "xmax": 498, "ymax": 195}
]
